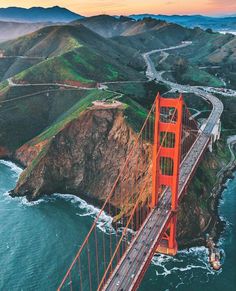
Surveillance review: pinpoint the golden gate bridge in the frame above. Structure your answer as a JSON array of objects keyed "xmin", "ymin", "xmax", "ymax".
[{"xmin": 58, "ymin": 91, "xmax": 223, "ymax": 291}]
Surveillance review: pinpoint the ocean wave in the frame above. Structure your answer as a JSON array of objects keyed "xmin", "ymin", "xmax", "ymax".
[
  {"xmin": 2, "ymin": 191, "xmax": 13, "ymax": 204},
  {"xmin": 20, "ymin": 197, "xmax": 46, "ymax": 206},
  {"xmin": 0, "ymin": 160, "xmax": 23, "ymax": 176},
  {"xmin": 2, "ymin": 190, "xmax": 45, "ymax": 206},
  {"xmin": 53, "ymin": 193, "xmax": 115, "ymax": 234},
  {"xmin": 151, "ymin": 246, "xmax": 219, "ymax": 286}
]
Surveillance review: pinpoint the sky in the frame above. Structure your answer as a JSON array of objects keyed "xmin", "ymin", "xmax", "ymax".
[{"xmin": 0, "ymin": 0, "xmax": 235, "ymax": 16}]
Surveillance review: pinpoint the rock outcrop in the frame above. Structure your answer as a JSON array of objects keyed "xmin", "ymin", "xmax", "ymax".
[{"xmin": 11, "ymin": 106, "xmax": 152, "ymax": 208}]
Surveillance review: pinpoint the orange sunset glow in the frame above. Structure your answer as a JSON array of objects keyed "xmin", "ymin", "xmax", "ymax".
[{"xmin": 0, "ymin": 0, "xmax": 235, "ymax": 16}]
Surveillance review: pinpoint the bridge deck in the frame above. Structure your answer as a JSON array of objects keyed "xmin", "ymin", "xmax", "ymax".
[{"xmin": 103, "ymin": 95, "xmax": 223, "ymax": 291}]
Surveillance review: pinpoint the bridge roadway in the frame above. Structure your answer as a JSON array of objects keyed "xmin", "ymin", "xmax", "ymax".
[{"xmin": 102, "ymin": 45, "xmax": 223, "ymax": 291}]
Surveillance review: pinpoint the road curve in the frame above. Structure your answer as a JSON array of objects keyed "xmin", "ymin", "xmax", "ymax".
[{"xmin": 103, "ymin": 43, "xmax": 223, "ymax": 291}]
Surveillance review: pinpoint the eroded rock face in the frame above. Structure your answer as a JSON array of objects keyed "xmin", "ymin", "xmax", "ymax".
[
  {"xmin": 11, "ymin": 107, "xmax": 152, "ymax": 205},
  {"xmin": 15, "ymin": 140, "xmax": 48, "ymax": 167}
]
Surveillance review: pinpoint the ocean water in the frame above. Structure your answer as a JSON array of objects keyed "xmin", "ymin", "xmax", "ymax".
[{"xmin": 0, "ymin": 160, "xmax": 235, "ymax": 290}]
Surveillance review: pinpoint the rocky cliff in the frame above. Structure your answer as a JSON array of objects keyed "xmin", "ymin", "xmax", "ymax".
[{"xmin": 11, "ymin": 105, "xmax": 152, "ymax": 209}]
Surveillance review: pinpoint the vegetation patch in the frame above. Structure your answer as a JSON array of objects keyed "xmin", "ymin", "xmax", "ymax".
[{"xmin": 31, "ymin": 89, "xmax": 117, "ymax": 144}]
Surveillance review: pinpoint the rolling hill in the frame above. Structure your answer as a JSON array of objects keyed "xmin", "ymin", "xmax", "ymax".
[
  {"xmin": 0, "ymin": 21, "xmax": 51, "ymax": 43},
  {"xmin": 1, "ymin": 15, "xmax": 235, "ymax": 88},
  {"xmin": 0, "ymin": 24, "xmax": 144, "ymax": 81},
  {"xmin": 207, "ymin": 37, "xmax": 236, "ymax": 64},
  {"xmin": 0, "ymin": 6, "xmax": 83, "ymax": 23},
  {"xmin": 130, "ymin": 14, "xmax": 236, "ymax": 32},
  {"xmin": 72, "ymin": 15, "xmax": 133, "ymax": 38},
  {"xmin": 72, "ymin": 15, "xmax": 191, "ymax": 42},
  {"xmin": 113, "ymin": 20, "xmax": 192, "ymax": 51}
]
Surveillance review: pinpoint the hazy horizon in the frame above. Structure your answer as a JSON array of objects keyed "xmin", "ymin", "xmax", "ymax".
[{"xmin": 0, "ymin": 1, "xmax": 235, "ymax": 17}]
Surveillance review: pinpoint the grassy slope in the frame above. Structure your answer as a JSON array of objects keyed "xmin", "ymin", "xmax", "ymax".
[
  {"xmin": 19, "ymin": 89, "xmax": 118, "ymax": 182},
  {"xmin": 0, "ymin": 24, "xmax": 144, "ymax": 82},
  {"xmin": 13, "ymin": 45, "xmax": 141, "ymax": 84},
  {"xmin": 207, "ymin": 37, "xmax": 236, "ymax": 64},
  {"xmin": 31, "ymin": 89, "xmax": 117, "ymax": 144},
  {"xmin": 0, "ymin": 86, "xmax": 96, "ymax": 150},
  {"xmin": 113, "ymin": 22, "xmax": 192, "ymax": 52},
  {"xmin": 72, "ymin": 15, "xmax": 131, "ymax": 38},
  {"xmin": 0, "ymin": 26, "xmax": 83, "ymax": 57},
  {"xmin": 176, "ymin": 29, "xmax": 235, "ymax": 65},
  {"xmin": 181, "ymin": 66, "xmax": 224, "ymax": 87},
  {"xmin": 152, "ymin": 53, "xmax": 224, "ymax": 87}
]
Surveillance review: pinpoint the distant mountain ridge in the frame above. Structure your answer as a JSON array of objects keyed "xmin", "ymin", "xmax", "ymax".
[
  {"xmin": 0, "ymin": 21, "xmax": 51, "ymax": 43},
  {"xmin": 129, "ymin": 14, "xmax": 236, "ymax": 32},
  {"xmin": 0, "ymin": 6, "xmax": 83, "ymax": 23},
  {"xmin": 0, "ymin": 5, "xmax": 235, "ymax": 31}
]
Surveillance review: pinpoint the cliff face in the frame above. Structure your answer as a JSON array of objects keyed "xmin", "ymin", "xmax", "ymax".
[
  {"xmin": 11, "ymin": 106, "xmax": 152, "ymax": 206},
  {"xmin": 15, "ymin": 140, "xmax": 48, "ymax": 167}
]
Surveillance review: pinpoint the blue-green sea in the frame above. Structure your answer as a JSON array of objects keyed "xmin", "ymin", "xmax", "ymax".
[{"xmin": 0, "ymin": 160, "xmax": 235, "ymax": 290}]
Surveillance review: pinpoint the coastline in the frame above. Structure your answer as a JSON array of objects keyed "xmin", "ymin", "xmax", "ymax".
[{"xmin": 1, "ymin": 138, "xmax": 235, "ymax": 251}]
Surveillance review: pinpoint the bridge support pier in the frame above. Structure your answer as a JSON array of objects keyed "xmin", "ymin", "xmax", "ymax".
[
  {"xmin": 156, "ymin": 215, "xmax": 178, "ymax": 255},
  {"xmin": 152, "ymin": 94, "xmax": 183, "ymax": 256}
]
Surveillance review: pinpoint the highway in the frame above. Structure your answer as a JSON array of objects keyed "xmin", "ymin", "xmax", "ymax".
[{"xmin": 103, "ymin": 43, "xmax": 224, "ymax": 291}]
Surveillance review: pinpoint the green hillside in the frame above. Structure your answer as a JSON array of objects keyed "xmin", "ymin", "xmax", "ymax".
[
  {"xmin": 0, "ymin": 85, "xmax": 97, "ymax": 150},
  {"xmin": 13, "ymin": 44, "xmax": 142, "ymax": 84},
  {"xmin": 112, "ymin": 21, "xmax": 192, "ymax": 51},
  {"xmin": 173, "ymin": 28, "xmax": 235, "ymax": 65},
  {"xmin": 72, "ymin": 15, "xmax": 132, "ymax": 38},
  {"xmin": 0, "ymin": 24, "xmax": 144, "ymax": 81},
  {"xmin": 0, "ymin": 25, "xmax": 84, "ymax": 57},
  {"xmin": 30, "ymin": 89, "xmax": 118, "ymax": 145}
]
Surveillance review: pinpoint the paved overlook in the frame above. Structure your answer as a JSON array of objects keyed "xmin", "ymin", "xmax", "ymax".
[{"xmin": 103, "ymin": 43, "xmax": 224, "ymax": 291}]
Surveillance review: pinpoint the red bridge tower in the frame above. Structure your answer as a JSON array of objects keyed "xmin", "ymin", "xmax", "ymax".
[{"xmin": 152, "ymin": 94, "xmax": 183, "ymax": 255}]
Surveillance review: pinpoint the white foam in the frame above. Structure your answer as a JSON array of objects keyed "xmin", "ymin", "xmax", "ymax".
[
  {"xmin": 117, "ymin": 226, "xmax": 136, "ymax": 236},
  {"xmin": 21, "ymin": 197, "xmax": 45, "ymax": 206},
  {"xmin": 2, "ymin": 190, "xmax": 45, "ymax": 206},
  {"xmin": 2, "ymin": 184, "xmax": 115, "ymax": 234},
  {"xmin": 2, "ymin": 191, "xmax": 13, "ymax": 204},
  {"xmin": 53, "ymin": 193, "xmax": 115, "ymax": 234},
  {"xmin": 151, "ymin": 246, "xmax": 219, "ymax": 283},
  {"xmin": 0, "ymin": 160, "xmax": 23, "ymax": 176}
]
